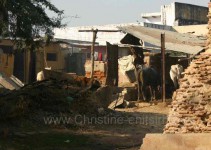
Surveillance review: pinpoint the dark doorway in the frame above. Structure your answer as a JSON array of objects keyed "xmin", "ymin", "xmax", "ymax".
[
  {"xmin": 105, "ymin": 42, "xmax": 118, "ymax": 86},
  {"xmin": 13, "ymin": 52, "xmax": 24, "ymax": 82},
  {"xmin": 65, "ymin": 53, "xmax": 86, "ymax": 75}
]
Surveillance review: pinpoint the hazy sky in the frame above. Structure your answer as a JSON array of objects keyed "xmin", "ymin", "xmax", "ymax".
[{"xmin": 49, "ymin": 0, "xmax": 209, "ymax": 27}]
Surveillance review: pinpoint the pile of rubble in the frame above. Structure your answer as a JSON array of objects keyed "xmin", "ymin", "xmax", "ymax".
[
  {"xmin": 0, "ymin": 71, "xmax": 114, "ymax": 120},
  {"xmin": 164, "ymin": 3, "xmax": 211, "ymax": 133},
  {"xmin": 0, "ymin": 67, "xmax": 140, "ymax": 123}
]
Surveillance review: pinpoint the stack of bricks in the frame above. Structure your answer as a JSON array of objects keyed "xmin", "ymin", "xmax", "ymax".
[
  {"xmin": 164, "ymin": 2, "xmax": 211, "ymax": 134},
  {"xmin": 85, "ymin": 61, "xmax": 106, "ymax": 84},
  {"xmin": 86, "ymin": 71, "xmax": 106, "ymax": 84}
]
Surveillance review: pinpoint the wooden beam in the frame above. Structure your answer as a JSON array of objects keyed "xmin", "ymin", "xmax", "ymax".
[
  {"xmin": 161, "ymin": 33, "xmax": 166, "ymax": 103},
  {"xmin": 79, "ymin": 29, "xmax": 121, "ymax": 32},
  {"xmin": 118, "ymin": 44, "xmax": 161, "ymax": 50}
]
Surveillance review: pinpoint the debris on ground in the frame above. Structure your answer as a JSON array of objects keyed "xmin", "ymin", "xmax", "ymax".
[
  {"xmin": 0, "ymin": 70, "xmax": 114, "ymax": 121},
  {"xmin": 108, "ymin": 87, "xmax": 138, "ymax": 109}
]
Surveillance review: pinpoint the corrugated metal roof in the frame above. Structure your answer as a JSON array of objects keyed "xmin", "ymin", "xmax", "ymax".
[{"xmin": 118, "ymin": 25, "xmax": 206, "ymax": 55}]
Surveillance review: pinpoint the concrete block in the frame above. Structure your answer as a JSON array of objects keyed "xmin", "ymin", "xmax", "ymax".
[
  {"xmin": 140, "ymin": 133, "xmax": 211, "ymax": 150},
  {"xmin": 0, "ymin": 77, "xmax": 21, "ymax": 90}
]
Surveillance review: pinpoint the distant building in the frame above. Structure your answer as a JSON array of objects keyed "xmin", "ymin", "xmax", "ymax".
[
  {"xmin": 0, "ymin": 39, "xmax": 89, "ymax": 83},
  {"xmin": 141, "ymin": 12, "xmax": 162, "ymax": 25},
  {"xmin": 54, "ymin": 23, "xmax": 137, "ymax": 46},
  {"xmin": 141, "ymin": 2, "xmax": 208, "ymax": 26}
]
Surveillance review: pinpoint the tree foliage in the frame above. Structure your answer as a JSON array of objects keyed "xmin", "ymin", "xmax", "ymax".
[{"xmin": 0, "ymin": 0, "xmax": 64, "ymax": 48}]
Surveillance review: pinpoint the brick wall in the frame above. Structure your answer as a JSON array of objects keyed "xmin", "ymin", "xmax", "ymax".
[{"xmin": 164, "ymin": 2, "xmax": 211, "ymax": 134}]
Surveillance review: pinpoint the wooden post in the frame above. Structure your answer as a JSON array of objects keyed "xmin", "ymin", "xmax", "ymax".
[
  {"xmin": 78, "ymin": 29, "xmax": 120, "ymax": 85},
  {"xmin": 90, "ymin": 29, "xmax": 98, "ymax": 82},
  {"xmin": 161, "ymin": 33, "xmax": 166, "ymax": 102}
]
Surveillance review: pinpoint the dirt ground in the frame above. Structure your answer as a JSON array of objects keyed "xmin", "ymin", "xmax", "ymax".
[{"xmin": 0, "ymin": 100, "xmax": 171, "ymax": 150}]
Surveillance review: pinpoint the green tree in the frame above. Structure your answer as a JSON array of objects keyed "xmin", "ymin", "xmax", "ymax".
[
  {"xmin": 0, "ymin": 0, "xmax": 63, "ymax": 45},
  {"xmin": 0, "ymin": 0, "xmax": 64, "ymax": 82}
]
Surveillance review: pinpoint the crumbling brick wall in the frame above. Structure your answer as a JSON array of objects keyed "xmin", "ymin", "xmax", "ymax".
[
  {"xmin": 85, "ymin": 60, "xmax": 106, "ymax": 85},
  {"xmin": 164, "ymin": 2, "xmax": 211, "ymax": 134}
]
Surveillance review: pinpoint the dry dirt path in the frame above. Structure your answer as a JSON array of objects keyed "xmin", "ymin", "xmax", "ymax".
[{"xmin": 0, "ymin": 101, "xmax": 170, "ymax": 150}]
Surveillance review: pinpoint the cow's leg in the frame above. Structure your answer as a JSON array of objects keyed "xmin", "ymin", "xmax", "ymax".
[
  {"xmin": 149, "ymin": 86, "xmax": 153, "ymax": 101},
  {"xmin": 152, "ymin": 87, "xmax": 156, "ymax": 101},
  {"xmin": 135, "ymin": 68, "xmax": 141, "ymax": 101},
  {"xmin": 175, "ymin": 78, "xmax": 179, "ymax": 89},
  {"xmin": 172, "ymin": 77, "xmax": 178, "ymax": 89},
  {"xmin": 137, "ymin": 81, "xmax": 140, "ymax": 101},
  {"xmin": 141, "ymin": 85, "xmax": 146, "ymax": 101},
  {"xmin": 149, "ymin": 85, "xmax": 157, "ymax": 101}
]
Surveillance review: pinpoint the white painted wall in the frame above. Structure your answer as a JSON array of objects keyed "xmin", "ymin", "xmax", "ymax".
[
  {"xmin": 141, "ymin": 13, "xmax": 162, "ymax": 25},
  {"xmin": 54, "ymin": 23, "xmax": 137, "ymax": 46},
  {"xmin": 144, "ymin": 17, "xmax": 162, "ymax": 25},
  {"xmin": 161, "ymin": 2, "xmax": 175, "ymax": 26}
]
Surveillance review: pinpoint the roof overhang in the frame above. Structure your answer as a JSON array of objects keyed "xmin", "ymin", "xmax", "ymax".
[{"xmin": 118, "ymin": 25, "xmax": 206, "ymax": 55}]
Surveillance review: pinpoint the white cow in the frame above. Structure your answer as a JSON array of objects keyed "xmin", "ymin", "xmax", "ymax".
[
  {"xmin": 36, "ymin": 67, "xmax": 51, "ymax": 81},
  {"xmin": 170, "ymin": 64, "xmax": 183, "ymax": 89}
]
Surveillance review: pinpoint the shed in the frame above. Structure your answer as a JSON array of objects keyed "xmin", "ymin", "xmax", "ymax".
[
  {"xmin": 118, "ymin": 25, "xmax": 207, "ymax": 96},
  {"xmin": 118, "ymin": 25, "xmax": 206, "ymax": 55}
]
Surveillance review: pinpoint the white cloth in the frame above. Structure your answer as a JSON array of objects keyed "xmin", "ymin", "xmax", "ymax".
[{"xmin": 118, "ymin": 55, "xmax": 135, "ymax": 74}]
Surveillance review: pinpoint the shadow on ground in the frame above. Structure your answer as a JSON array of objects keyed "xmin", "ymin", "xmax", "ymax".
[{"xmin": 0, "ymin": 110, "xmax": 168, "ymax": 150}]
